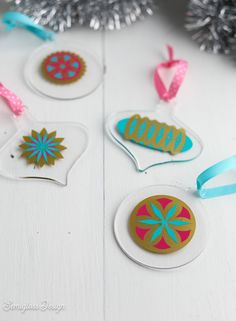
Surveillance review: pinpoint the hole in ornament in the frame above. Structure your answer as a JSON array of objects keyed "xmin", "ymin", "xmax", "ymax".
[{"xmin": 10, "ymin": 154, "xmax": 15, "ymax": 159}]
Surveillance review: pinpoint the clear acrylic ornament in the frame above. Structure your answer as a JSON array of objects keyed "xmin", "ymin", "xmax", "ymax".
[
  {"xmin": 114, "ymin": 185, "xmax": 207, "ymax": 270},
  {"xmin": 106, "ymin": 46, "xmax": 203, "ymax": 171},
  {"xmin": 0, "ymin": 84, "xmax": 88, "ymax": 185},
  {"xmin": 107, "ymin": 102, "xmax": 203, "ymax": 171},
  {"xmin": 24, "ymin": 41, "xmax": 103, "ymax": 100}
]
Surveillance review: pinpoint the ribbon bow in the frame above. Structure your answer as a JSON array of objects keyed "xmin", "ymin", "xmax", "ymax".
[
  {"xmin": 2, "ymin": 11, "xmax": 54, "ymax": 41},
  {"xmin": 197, "ymin": 156, "xmax": 236, "ymax": 199},
  {"xmin": 154, "ymin": 45, "xmax": 188, "ymax": 102},
  {"xmin": 0, "ymin": 83, "xmax": 24, "ymax": 116}
]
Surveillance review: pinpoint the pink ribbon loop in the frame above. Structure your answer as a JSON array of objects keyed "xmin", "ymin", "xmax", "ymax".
[
  {"xmin": 0, "ymin": 83, "xmax": 25, "ymax": 116},
  {"xmin": 154, "ymin": 45, "xmax": 188, "ymax": 102}
]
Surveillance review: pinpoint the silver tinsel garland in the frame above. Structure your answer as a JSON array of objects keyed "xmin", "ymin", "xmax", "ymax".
[
  {"xmin": 77, "ymin": 0, "xmax": 155, "ymax": 30},
  {"xmin": 6, "ymin": 0, "xmax": 81, "ymax": 32},
  {"xmin": 186, "ymin": 0, "xmax": 236, "ymax": 54},
  {"xmin": 7, "ymin": 0, "xmax": 156, "ymax": 32}
]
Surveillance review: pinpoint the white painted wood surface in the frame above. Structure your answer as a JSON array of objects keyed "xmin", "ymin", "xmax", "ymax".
[{"xmin": 1, "ymin": 1, "xmax": 236, "ymax": 320}]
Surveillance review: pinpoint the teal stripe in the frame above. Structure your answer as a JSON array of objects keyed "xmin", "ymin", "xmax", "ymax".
[
  {"xmin": 24, "ymin": 147, "xmax": 37, "ymax": 152},
  {"xmin": 128, "ymin": 119, "xmax": 137, "ymax": 136},
  {"xmin": 166, "ymin": 204, "xmax": 177, "ymax": 220},
  {"xmin": 174, "ymin": 132, "xmax": 182, "ymax": 150},
  {"xmin": 36, "ymin": 151, "xmax": 42, "ymax": 163},
  {"xmin": 37, "ymin": 132, "xmax": 42, "ymax": 143},
  {"xmin": 29, "ymin": 136, "xmax": 38, "ymax": 144},
  {"xmin": 168, "ymin": 220, "xmax": 190, "ymax": 226},
  {"xmin": 151, "ymin": 225, "xmax": 163, "ymax": 242},
  {"xmin": 155, "ymin": 127, "xmax": 164, "ymax": 145},
  {"xmin": 138, "ymin": 219, "xmax": 161, "ymax": 225},
  {"xmin": 47, "ymin": 150, "xmax": 57, "ymax": 158},
  {"xmin": 48, "ymin": 142, "xmax": 61, "ymax": 147},
  {"xmin": 48, "ymin": 147, "xmax": 60, "ymax": 152},
  {"xmin": 42, "ymin": 133, "xmax": 48, "ymax": 143},
  {"xmin": 165, "ymin": 129, "xmax": 173, "ymax": 147},
  {"xmin": 137, "ymin": 121, "xmax": 147, "ymax": 139},
  {"xmin": 165, "ymin": 225, "xmax": 178, "ymax": 243},
  {"xmin": 43, "ymin": 151, "xmax": 48, "ymax": 163},
  {"xmin": 27, "ymin": 150, "xmax": 39, "ymax": 159},
  {"xmin": 24, "ymin": 142, "xmax": 37, "ymax": 147},
  {"xmin": 47, "ymin": 135, "xmax": 56, "ymax": 144},
  {"xmin": 150, "ymin": 203, "xmax": 163, "ymax": 220}
]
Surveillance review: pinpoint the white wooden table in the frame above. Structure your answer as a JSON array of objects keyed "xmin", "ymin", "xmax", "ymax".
[{"xmin": 1, "ymin": 1, "xmax": 236, "ymax": 320}]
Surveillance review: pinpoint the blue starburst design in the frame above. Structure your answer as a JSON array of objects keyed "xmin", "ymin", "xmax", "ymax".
[{"xmin": 20, "ymin": 128, "xmax": 66, "ymax": 167}]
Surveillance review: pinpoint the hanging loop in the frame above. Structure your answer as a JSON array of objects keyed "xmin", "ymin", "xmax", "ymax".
[
  {"xmin": 0, "ymin": 83, "xmax": 25, "ymax": 116},
  {"xmin": 154, "ymin": 45, "xmax": 188, "ymax": 102}
]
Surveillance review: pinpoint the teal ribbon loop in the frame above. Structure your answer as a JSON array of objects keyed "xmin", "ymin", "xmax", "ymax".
[
  {"xmin": 197, "ymin": 155, "xmax": 236, "ymax": 199},
  {"xmin": 2, "ymin": 11, "xmax": 55, "ymax": 40}
]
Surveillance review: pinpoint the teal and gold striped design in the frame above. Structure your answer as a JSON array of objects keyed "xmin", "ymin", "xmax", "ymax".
[{"xmin": 116, "ymin": 114, "xmax": 192, "ymax": 155}]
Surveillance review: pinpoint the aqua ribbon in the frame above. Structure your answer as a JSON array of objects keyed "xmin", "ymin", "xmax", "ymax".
[
  {"xmin": 197, "ymin": 155, "xmax": 236, "ymax": 198},
  {"xmin": 2, "ymin": 11, "xmax": 55, "ymax": 40}
]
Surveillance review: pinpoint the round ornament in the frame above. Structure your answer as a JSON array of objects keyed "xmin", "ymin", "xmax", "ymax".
[
  {"xmin": 41, "ymin": 51, "xmax": 86, "ymax": 85},
  {"xmin": 129, "ymin": 195, "xmax": 196, "ymax": 254},
  {"xmin": 114, "ymin": 185, "xmax": 207, "ymax": 270},
  {"xmin": 24, "ymin": 42, "xmax": 103, "ymax": 100}
]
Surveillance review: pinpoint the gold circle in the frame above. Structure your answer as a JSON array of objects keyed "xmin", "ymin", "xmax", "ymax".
[{"xmin": 129, "ymin": 195, "xmax": 196, "ymax": 254}]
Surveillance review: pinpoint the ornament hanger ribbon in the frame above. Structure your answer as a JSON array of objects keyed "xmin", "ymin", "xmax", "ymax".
[
  {"xmin": 154, "ymin": 45, "xmax": 188, "ymax": 102},
  {"xmin": 2, "ymin": 11, "xmax": 54, "ymax": 41},
  {"xmin": 197, "ymin": 156, "xmax": 236, "ymax": 198},
  {"xmin": 0, "ymin": 83, "xmax": 24, "ymax": 116}
]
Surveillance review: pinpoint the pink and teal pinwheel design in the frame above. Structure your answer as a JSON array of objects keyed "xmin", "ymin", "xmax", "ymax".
[
  {"xmin": 139, "ymin": 203, "xmax": 190, "ymax": 243},
  {"xmin": 129, "ymin": 195, "xmax": 196, "ymax": 254}
]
